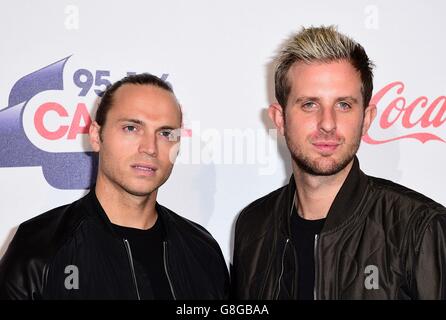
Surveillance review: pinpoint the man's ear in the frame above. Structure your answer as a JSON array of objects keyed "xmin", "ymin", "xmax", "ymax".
[
  {"xmin": 362, "ymin": 104, "xmax": 377, "ymax": 136},
  {"xmin": 89, "ymin": 121, "xmax": 102, "ymax": 152},
  {"xmin": 268, "ymin": 103, "xmax": 285, "ymax": 136}
]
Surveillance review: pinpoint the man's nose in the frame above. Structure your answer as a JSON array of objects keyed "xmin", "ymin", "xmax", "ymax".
[
  {"xmin": 138, "ymin": 133, "xmax": 157, "ymax": 157},
  {"xmin": 318, "ymin": 107, "xmax": 336, "ymax": 134}
]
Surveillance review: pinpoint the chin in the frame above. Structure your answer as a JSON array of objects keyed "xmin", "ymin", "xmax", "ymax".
[
  {"xmin": 311, "ymin": 162, "xmax": 341, "ymax": 176},
  {"xmin": 295, "ymin": 154, "xmax": 352, "ymax": 176},
  {"xmin": 122, "ymin": 183, "xmax": 158, "ymax": 197},
  {"xmin": 314, "ymin": 164, "xmax": 343, "ymax": 176}
]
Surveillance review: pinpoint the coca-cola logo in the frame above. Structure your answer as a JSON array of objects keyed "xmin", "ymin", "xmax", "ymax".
[{"xmin": 363, "ymin": 81, "xmax": 446, "ymax": 144}]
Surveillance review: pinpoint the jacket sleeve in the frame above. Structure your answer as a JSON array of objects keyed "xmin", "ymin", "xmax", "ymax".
[
  {"xmin": 0, "ymin": 226, "xmax": 35, "ymax": 300},
  {"xmin": 410, "ymin": 212, "xmax": 446, "ymax": 299}
]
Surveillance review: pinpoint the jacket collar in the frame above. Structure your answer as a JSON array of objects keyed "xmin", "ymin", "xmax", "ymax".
[
  {"xmin": 281, "ymin": 156, "xmax": 368, "ymax": 235},
  {"xmin": 80, "ymin": 187, "xmax": 168, "ymax": 240}
]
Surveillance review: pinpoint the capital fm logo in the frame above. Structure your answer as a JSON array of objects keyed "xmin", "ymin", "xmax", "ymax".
[
  {"xmin": 0, "ymin": 56, "xmax": 170, "ymax": 189},
  {"xmin": 364, "ymin": 81, "xmax": 446, "ymax": 144}
]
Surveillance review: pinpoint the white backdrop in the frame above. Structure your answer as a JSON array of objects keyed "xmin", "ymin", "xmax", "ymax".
[{"xmin": 1, "ymin": 0, "xmax": 445, "ymax": 265}]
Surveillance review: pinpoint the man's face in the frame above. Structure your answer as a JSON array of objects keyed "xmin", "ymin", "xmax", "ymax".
[
  {"xmin": 90, "ymin": 84, "xmax": 181, "ymax": 197},
  {"xmin": 270, "ymin": 60, "xmax": 376, "ymax": 176}
]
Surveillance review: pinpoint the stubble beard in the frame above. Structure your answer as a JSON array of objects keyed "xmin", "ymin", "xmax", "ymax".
[{"xmin": 284, "ymin": 123, "xmax": 363, "ymax": 177}]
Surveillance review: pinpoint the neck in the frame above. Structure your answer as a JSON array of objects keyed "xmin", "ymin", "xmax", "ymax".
[
  {"xmin": 293, "ymin": 160, "xmax": 353, "ymax": 220},
  {"xmin": 95, "ymin": 174, "xmax": 158, "ymax": 230}
]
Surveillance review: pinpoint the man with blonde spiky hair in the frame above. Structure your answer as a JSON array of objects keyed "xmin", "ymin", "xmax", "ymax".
[{"xmin": 231, "ymin": 26, "xmax": 446, "ymax": 300}]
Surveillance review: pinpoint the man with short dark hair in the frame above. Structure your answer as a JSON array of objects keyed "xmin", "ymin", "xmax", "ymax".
[
  {"xmin": 0, "ymin": 73, "xmax": 229, "ymax": 300},
  {"xmin": 231, "ymin": 26, "xmax": 446, "ymax": 300}
]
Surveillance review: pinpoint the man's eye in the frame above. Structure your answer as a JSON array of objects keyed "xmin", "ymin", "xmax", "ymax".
[
  {"xmin": 338, "ymin": 102, "xmax": 351, "ymax": 110},
  {"xmin": 160, "ymin": 130, "xmax": 173, "ymax": 138},
  {"xmin": 160, "ymin": 130, "xmax": 171, "ymax": 136},
  {"xmin": 302, "ymin": 102, "xmax": 316, "ymax": 110},
  {"xmin": 123, "ymin": 125, "xmax": 137, "ymax": 132},
  {"xmin": 160, "ymin": 129, "xmax": 180, "ymax": 141}
]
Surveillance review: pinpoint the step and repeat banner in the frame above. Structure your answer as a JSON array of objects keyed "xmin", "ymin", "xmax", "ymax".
[{"xmin": 1, "ymin": 0, "xmax": 445, "ymax": 263}]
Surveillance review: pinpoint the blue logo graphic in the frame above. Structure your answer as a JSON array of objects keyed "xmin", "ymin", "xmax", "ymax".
[{"xmin": 0, "ymin": 56, "xmax": 98, "ymax": 189}]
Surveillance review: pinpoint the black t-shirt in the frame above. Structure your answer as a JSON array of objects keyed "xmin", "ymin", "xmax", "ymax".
[
  {"xmin": 111, "ymin": 217, "xmax": 173, "ymax": 300},
  {"xmin": 290, "ymin": 206, "xmax": 326, "ymax": 300}
]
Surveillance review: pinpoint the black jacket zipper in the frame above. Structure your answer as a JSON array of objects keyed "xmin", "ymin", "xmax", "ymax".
[
  {"xmin": 275, "ymin": 238, "xmax": 290, "ymax": 299},
  {"xmin": 163, "ymin": 241, "xmax": 177, "ymax": 300},
  {"xmin": 123, "ymin": 239, "xmax": 141, "ymax": 300},
  {"xmin": 314, "ymin": 234, "xmax": 319, "ymax": 300}
]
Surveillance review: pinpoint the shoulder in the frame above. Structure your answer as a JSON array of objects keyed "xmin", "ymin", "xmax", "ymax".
[
  {"xmin": 0, "ymin": 197, "xmax": 90, "ymax": 299},
  {"xmin": 235, "ymin": 184, "xmax": 288, "ymax": 241},
  {"xmin": 7, "ymin": 196, "xmax": 90, "ymax": 253},
  {"xmin": 158, "ymin": 203, "xmax": 222, "ymax": 254},
  {"xmin": 367, "ymin": 175, "xmax": 446, "ymax": 216},
  {"xmin": 366, "ymin": 176, "xmax": 446, "ymax": 242},
  {"xmin": 2, "ymin": 203, "xmax": 72, "ymax": 260}
]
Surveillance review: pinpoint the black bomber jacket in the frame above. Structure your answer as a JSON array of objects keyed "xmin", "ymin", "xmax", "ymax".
[
  {"xmin": 0, "ymin": 190, "xmax": 229, "ymax": 300},
  {"xmin": 232, "ymin": 157, "xmax": 446, "ymax": 299}
]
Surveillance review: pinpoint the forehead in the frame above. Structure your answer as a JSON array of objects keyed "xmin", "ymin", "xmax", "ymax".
[
  {"xmin": 109, "ymin": 84, "xmax": 181, "ymax": 124},
  {"xmin": 287, "ymin": 60, "xmax": 362, "ymax": 95}
]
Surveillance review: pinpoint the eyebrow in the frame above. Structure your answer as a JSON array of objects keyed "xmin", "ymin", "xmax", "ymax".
[
  {"xmin": 294, "ymin": 96, "xmax": 321, "ymax": 104},
  {"xmin": 294, "ymin": 96, "xmax": 360, "ymax": 104},
  {"xmin": 118, "ymin": 118, "xmax": 145, "ymax": 125},
  {"xmin": 337, "ymin": 96, "xmax": 360, "ymax": 104},
  {"xmin": 157, "ymin": 125, "xmax": 179, "ymax": 131},
  {"xmin": 117, "ymin": 119, "xmax": 179, "ymax": 130}
]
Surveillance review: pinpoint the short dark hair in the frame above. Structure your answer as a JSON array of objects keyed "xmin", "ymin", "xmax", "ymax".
[
  {"xmin": 275, "ymin": 26, "xmax": 374, "ymax": 108},
  {"xmin": 95, "ymin": 73, "xmax": 178, "ymax": 130}
]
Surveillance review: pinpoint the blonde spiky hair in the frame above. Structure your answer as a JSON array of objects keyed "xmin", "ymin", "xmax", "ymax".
[{"xmin": 274, "ymin": 25, "xmax": 374, "ymax": 108}]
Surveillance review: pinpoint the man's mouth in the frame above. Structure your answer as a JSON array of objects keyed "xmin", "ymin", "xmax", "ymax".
[
  {"xmin": 312, "ymin": 141, "xmax": 340, "ymax": 153},
  {"xmin": 131, "ymin": 164, "xmax": 158, "ymax": 175}
]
